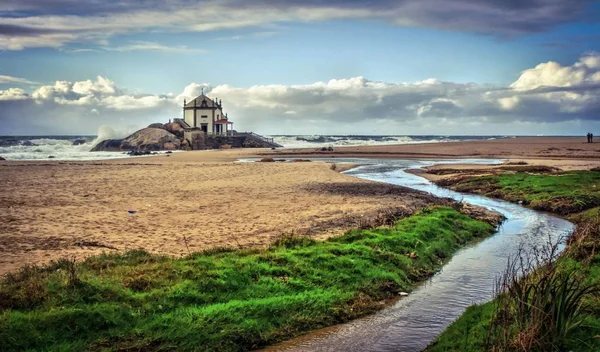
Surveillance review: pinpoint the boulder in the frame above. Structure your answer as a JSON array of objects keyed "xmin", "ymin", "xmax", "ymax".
[
  {"xmin": 0, "ymin": 156, "xmax": 5, "ymax": 161},
  {"xmin": 259, "ymin": 158, "xmax": 275, "ymax": 162},
  {"xmin": 148, "ymin": 123, "xmax": 166, "ymax": 129},
  {"xmin": 164, "ymin": 122, "xmax": 184, "ymax": 138},
  {"xmin": 91, "ymin": 128, "xmax": 180, "ymax": 152},
  {"xmin": 122, "ymin": 128, "xmax": 180, "ymax": 151},
  {"xmin": 91, "ymin": 138, "xmax": 123, "ymax": 152},
  {"xmin": 163, "ymin": 142, "xmax": 178, "ymax": 150},
  {"xmin": 72, "ymin": 138, "xmax": 86, "ymax": 145}
]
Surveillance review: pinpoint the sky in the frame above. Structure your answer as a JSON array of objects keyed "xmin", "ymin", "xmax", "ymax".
[{"xmin": 1, "ymin": 0, "xmax": 600, "ymax": 136}]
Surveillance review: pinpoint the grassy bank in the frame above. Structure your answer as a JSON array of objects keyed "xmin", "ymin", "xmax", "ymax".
[
  {"xmin": 429, "ymin": 171, "xmax": 600, "ymax": 352},
  {"xmin": 0, "ymin": 207, "xmax": 496, "ymax": 352},
  {"xmin": 442, "ymin": 170, "xmax": 600, "ymax": 215}
]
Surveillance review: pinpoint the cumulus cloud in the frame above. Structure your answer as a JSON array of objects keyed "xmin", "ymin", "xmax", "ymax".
[
  {"xmin": 1, "ymin": 53, "xmax": 600, "ymax": 135},
  {"xmin": 0, "ymin": 0, "xmax": 595, "ymax": 50},
  {"xmin": 0, "ymin": 76, "xmax": 177, "ymax": 134},
  {"xmin": 0, "ymin": 88, "xmax": 29, "ymax": 101}
]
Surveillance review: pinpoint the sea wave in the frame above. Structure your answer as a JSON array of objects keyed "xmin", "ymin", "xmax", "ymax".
[
  {"xmin": 0, "ymin": 136, "xmax": 130, "ymax": 161},
  {"xmin": 0, "ymin": 134, "xmax": 513, "ymax": 160},
  {"xmin": 268, "ymin": 135, "xmax": 475, "ymax": 148}
]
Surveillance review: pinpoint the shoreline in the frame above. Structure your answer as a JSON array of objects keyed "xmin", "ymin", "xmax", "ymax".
[{"xmin": 2, "ymin": 136, "xmax": 600, "ymax": 164}]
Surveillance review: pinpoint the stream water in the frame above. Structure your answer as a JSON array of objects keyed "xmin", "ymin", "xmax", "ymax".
[{"xmin": 261, "ymin": 158, "xmax": 575, "ymax": 352}]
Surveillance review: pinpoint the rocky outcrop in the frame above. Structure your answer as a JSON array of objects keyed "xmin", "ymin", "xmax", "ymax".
[
  {"xmin": 164, "ymin": 122, "xmax": 184, "ymax": 138},
  {"xmin": 147, "ymin": 123, "xmax": 166, "ymax": 129},
  {"xmin": 72, "ymin": 138, "xmax": 87, "ymax": 145},
  {"xmin": 91, "ymin": 128, "xmax": 181, "ymax": 152},
  {"xmin": 0, "ymin": 156, "xmax": 6, "ymax": 161},
  {"xmin": 91, "ymin": 138, "xmax": 123, "ymax": 151}
]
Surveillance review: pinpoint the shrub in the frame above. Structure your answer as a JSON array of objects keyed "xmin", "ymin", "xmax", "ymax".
[{"xmin": 486, "ymin": 242, "xmax": 598, "ymax": 351}]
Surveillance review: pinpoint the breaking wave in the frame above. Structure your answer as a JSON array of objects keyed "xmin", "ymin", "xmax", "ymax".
[{"xmin": 268, "ymin": 135, "xmax": 507, "ymax": 148}]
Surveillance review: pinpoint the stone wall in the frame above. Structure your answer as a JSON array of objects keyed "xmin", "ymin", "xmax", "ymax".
[{"xmin": 182, "ymin": 131, "xmax": 280, "ymax": 150}]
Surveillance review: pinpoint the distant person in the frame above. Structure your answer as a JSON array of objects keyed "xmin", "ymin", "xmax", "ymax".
[
  {"xmin": 587, "ymin": 133, "xmax": 591, "ymax": 143},
  {"xmin": 592, "ymin": 133, "xmax": 594, "ymax": 143}
]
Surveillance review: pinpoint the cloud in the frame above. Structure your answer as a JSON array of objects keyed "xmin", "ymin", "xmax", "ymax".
[
  {"xmin": 1, "ymin": 53, "xmax": 600, "ymax": 135},
  {"xmin": 0, "ymin": 75, "xmax": 37, "ymax": 85},
  {"xmin": 1, "ymin": 0, "xmax": 596, "ymax": 50},
  {"xmin": 213, "ymin": 31, "xmax": 279, "ymax": 41},
  {"xmin": 0, "ymin": 87, "xmax": 29, "ymax": 100},
  {"xmin": 104, "ymin": 41, "xmax": 207, "ymax": 54}
]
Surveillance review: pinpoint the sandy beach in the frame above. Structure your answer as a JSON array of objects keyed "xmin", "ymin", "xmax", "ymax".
[
  {"xmin": 2, "ymin": 136, "xmax": 599, "ymax": 275},
  {"xmin": 0, "ymin": 149, "xmax": 439, "ymax": 275}
]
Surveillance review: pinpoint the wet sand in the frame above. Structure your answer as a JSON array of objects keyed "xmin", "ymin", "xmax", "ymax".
[{"xmin": 261, "ymin": 136, "xmax": 600, "ymax": 161}]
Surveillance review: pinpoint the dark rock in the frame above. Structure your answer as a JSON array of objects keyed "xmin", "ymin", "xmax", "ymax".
[
  {"xmin": 0, "ymin": 156, "xmax": 5, "ymax": 161},
  {"xmin": 166, "ymin": 151, "xmax": 173, "ymax": 154},
  {"xmin": 296, "ymin": 136, "xmax": 336, "ymax": 143},
  {"xmin": 72, "ymin": 138, "xmax": 87, "ymax": 145},
  {"xmin": 318, "ymin": 146, "xmax": 335, "ymax": 152},
  {"xmin": 48, "ymin": 156, "xmax": 56, "ymax": 159},
  {"xmin": 127, "ymin": 150, "xmax": 152, "ymax": 156},
  {"xmin": 91, "ymin": 138, "xmax": 124, "ymax": 152},
  {"xmin": 259, "ymin": 158, "xmax": 275, "ymax": 162},
  {"xmin": 292, "ymin": 159, "xmax": 312, "ymax": 162}
]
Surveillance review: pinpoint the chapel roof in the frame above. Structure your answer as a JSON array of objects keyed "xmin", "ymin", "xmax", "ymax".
[{"xmin": 184, "ymin": 94, "xmax": 222, "ymax": 108}]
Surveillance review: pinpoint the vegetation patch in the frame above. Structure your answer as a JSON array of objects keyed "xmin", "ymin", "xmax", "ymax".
[
  {"xmin": 428, "ymin": 170, "xmax": 600, "ymax": 352},
  {"xmin": 0, "ymin": 207, "xmax": 495, "ymax": 352},
  {"xmin": 441, "ymin": 171, "xmax": 600, "ymax": 215}
]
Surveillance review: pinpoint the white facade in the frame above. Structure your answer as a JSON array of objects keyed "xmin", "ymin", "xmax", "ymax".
[{"xmin": 182, "ymin": 94, "xmax": 232, "ymax": 135}]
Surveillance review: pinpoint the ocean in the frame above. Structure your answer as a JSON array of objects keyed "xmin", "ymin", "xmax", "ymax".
[{"xmin": 0, "ymin": 135, "xmax": 514, "ymax": 161}]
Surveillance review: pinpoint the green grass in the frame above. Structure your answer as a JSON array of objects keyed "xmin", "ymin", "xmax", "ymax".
[
  {"xmin": 427, "ymin": 302, "xmax": 495, "ymax": 352},
  {"xmin": 429, "ymin": 253, "xmax": 600, "ymax": 352},
  {"xmin": 0, "ymin": 207, "xmax": 495, "ymax": 352},
  {"xmin": 449, "ymin": 171, "xmax": 600, "ymax": 215},
  {"xmin": 429, "ymin": 171, "xmax": 600, "ymax": 352}
]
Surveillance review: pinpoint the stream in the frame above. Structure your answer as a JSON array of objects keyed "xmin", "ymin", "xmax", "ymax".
[{"xmin": 261, "ymin": 158, "xmax": 575, "ymax": 352}]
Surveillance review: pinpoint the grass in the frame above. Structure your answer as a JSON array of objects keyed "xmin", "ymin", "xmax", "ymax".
[
  {"xmin": 0, "ymin": 207, "xmax": 496, "ymax": 352},
  {"xmin": 428, "ymin": 170, "xmax": 600, "ymax": 352},
  {"xmin": 446, "ymin": 171, "xmax": 600, "ymax": 215}
]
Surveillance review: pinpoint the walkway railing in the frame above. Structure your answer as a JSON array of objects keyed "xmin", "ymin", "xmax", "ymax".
[
  {"xmin": 234, "ymin": 131, "xmax": 274, "ymax": 143},
  {"xmin": 173, "ymin": 118, "xmax": 191, "ymax": 129}
]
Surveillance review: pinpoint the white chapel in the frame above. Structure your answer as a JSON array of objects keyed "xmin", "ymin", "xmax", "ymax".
[{"xmin": 182, "ymin": 92, "xmax": 233, "ymax": 136}]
